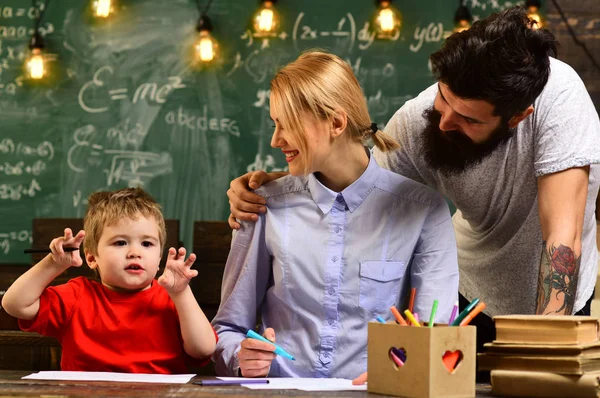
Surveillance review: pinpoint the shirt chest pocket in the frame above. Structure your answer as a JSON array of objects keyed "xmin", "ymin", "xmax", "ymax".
[{"xmin": 359, "ymin": 260, "xmax": 406, "ymax": 317}]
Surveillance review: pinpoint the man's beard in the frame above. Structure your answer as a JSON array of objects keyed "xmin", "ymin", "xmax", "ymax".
[{"xmin": 421, "ymin": 108, "xmax": 515, "ymax": 176}]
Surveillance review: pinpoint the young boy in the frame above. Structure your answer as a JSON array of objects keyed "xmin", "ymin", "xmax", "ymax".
[{"xmin": 1, "ymin": 188, "xmax": 216, "ymax": 374}]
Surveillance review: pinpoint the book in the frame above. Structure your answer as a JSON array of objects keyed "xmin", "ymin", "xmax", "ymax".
[
  {"xmin": 493, "ymin": 315, "xmax": 600, "ymax": 345},
  {"xmin": 483, "ymin": 341, "xmax": 600, "ymax": 356},
  {"xmin": 478, "ymin": 352, "xmax": 600, "ymax": 375},
  {"xmin": 491, "ymin": 369, "xmax": 600, "ymax": 397}
]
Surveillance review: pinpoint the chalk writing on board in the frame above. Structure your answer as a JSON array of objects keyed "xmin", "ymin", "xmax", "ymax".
[
  {"xmin": 368, "ymin": 90, "xmax": 413, "ymax": 118},
  {"xmin": 0, "ymin": 6, "xmax": 41, "ymax": 19},
  {"xmin": 0, "ymin": 179, "xmax": 41, "ymax": 201},
  {"xmin": 468, "ymin": 0, "xmax": 520, "ymax": 20},
  {"xmin": 292, "ymin": 12, "xmax": 358, "ymax": 52},
  {"xmin": 232, "ymin": 48, "xmax": 291, "ymax": 84},
  {"xmin": 0, "ymin": 99, "xmax": 37, "ymax": 117},
  {"xmin": 468, "ymin": 0, "xmax": 519, "ymax": 13},
  {"xmin": 357, "ymin": 22, "xmax": 377, "ymax": 50},
  {"xmin": 78, "ymin": 66, "xmax": 186, "ymax": 113},
  {"xmin": 0, "ymin": 138, "xmax": 54, "ymax": 161},
  {"xmin": 253, "ymin": 89, "xmax": 270, "ymax": 109},
  {"xmin": 67, "ymin": 124, "xmax": 173, "ymax": 187},
  {"xmin": 0, "ymin": 230, "xmax": 32, "ymax": 254},
  {"xmin": 72, "ymin": 190, "xmax": 88, "ymax": 208},
  {"xmin": 409, "ymin": 22, "xmax": 453, "ymax": 53},
  {"xmin": 165, "ymin": 106, "xmax": 241, "ymax": 137},
  {"xmin": 346, "ymin": 57, "xmax": 395, "ymax": 81},
  {"xmin": 0, "ymin": 160, "xmax": 46, "ymax": 176},
  {"xmin": 241, "ymin": 29, "xmax": 289, "ymax": 48},
  {"xmin": 0, "ymin": 22, "xmax": 53, "ymax": 39},
  {"xmin": 104, "ymin": 118, "xmax": 147, "ymax": 149},
  {"xmin": 247, "ymin": 154, "xmax": 288, "ymax": 173}
]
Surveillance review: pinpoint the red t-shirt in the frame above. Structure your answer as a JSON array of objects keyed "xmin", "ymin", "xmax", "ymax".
[{"xmin": 19, "ymin": 277, "xmax": 216, "ymax": 374}]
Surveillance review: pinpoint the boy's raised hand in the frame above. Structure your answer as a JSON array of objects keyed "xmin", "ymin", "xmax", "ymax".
[
  {"xmin": 49, "ymin": 228, "xmax": 85, "ymax": 268},
  {"xmin": 158, "ymin": 247, "xmax": 198, "ymax": 295}
]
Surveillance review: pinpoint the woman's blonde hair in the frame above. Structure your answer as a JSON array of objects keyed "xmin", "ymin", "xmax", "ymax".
[
  {"xmin": 83, "ymin": 187, "xmax": 167, "ymax": 257},
  {"xmin": 270, "ymin": 50, "xmax": 400, "ymax": 171}
]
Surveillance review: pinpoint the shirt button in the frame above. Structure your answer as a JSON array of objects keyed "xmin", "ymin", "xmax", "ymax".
[
  {"xmin": 334, "ymin": 227, "xmax": 341, "ymax": 233},
  {"xmin": 319, "ymin": 352, "xmax": 332, "ymax": 364},
  {"xmin": 332, "ymin": 256, "xmax": 338, "ymax": 262},
  {"xmin": 328, "ymin": 288, "xmax": 335, "ymax": 295},
  {"xmin": 328, "ymin": 319, "xmax": 334, "ymax": 325},
  {"xmin": 336, "ymin": 195, "xmax": 344, "ymax": 203}
]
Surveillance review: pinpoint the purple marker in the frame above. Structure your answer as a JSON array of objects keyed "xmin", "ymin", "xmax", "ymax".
[
  {"xmin": 195, "ymin": 379, "xmax": 270, "ymax": 386},
  {"xmin": 448, "ymin": 301, "xmax": 459, "ymax": 325}
]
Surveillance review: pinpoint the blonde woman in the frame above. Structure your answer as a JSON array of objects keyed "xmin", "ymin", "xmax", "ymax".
[{"xmin": 212, "ymin": 51, "xmax": 459, "ymax": 380}]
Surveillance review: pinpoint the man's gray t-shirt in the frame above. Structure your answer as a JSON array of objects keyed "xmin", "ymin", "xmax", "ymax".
[{"xmin": 375, "ymin": 57, "xmax": 600, "ymax": 316}]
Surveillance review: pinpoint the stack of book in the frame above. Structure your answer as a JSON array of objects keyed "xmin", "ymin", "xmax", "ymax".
[{"xmin": 478, "ymin": 315, "xmax": 600, "ymax": 397}]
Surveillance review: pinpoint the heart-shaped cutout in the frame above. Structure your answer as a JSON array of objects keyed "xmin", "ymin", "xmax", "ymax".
[
  {"xmin": 388, "ymin": 347, "xmax": 407, "ymax": 370},
  {"xmin": 442, "ymin": 350, "xmax": 463, "ymax": 373}
]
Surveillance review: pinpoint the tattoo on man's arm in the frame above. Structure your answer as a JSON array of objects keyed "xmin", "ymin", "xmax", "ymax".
[{"xmin": 536, "ymin": 242, "xmax": 580, "ymax": 315}]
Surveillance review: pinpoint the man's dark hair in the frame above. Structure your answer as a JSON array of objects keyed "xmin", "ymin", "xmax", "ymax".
[{"xmin": 430, "ymin": 6, "xmax": 558, "ymax": 119}]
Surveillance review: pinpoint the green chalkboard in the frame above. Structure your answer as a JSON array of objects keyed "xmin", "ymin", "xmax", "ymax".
[{"xmin": 0, "ymin": 0, "xmax": 520, "ymax": 263}]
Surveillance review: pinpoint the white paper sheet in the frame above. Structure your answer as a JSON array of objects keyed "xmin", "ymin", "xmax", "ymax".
[
  {"xmin": 217, "ymin": 376, "xmax": 367, "ymax": 391},
  {"xmin": 22, "ymin": 371, "xmax": 195, "ymax": 384}
]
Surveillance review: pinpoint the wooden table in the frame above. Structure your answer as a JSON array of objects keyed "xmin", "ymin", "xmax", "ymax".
[{"xmin": 0, "ymin": 371, "xmax": 497, "ymax": 397}]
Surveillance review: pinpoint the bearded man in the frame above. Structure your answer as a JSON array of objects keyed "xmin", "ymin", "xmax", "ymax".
[{"xmin": 225, "ymin": 7, "xmax": 600, "ymax": 355}]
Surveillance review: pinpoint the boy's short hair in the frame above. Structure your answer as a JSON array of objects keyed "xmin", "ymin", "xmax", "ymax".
[{"xmin": 83, "ymin": 187, "xmax": 167, "ymax": 257}]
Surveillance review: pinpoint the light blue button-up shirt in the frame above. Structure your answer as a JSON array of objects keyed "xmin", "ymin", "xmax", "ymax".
[{"xmin": 212, "ymin": 153, "xmax": 459, "ymax": 379}]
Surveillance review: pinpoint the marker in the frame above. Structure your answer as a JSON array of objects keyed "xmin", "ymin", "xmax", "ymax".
[
  {"xmin": 442, "ymin": 350, "xmax": 461, "ymax": 372},
  {"xmin": 389, "ymin": 351, "xmax": 404, "ymax": 367},
  {"xmin": 451, "ymin": 298, "xmax": 480, "ymax": 326},
  {"xmin": 408, "ymin": 287, "xmax": 417, "ymax": 313},
  {"xmin": 390, "ymin": 306, "xmax": 408, "ymax": 326},
  {"xmin": 403, "ymin": 310, "xmax": 421, "ymax": 327},
  {"xmin": 194, "ymin": 379, "xmax": 270, "ymax": 386},
  {"xmin": 246, "ymin": 330, "xmax": 295, "ymax": 361},
  {"xmin": 392, "ymin": 347, "xmax": 407, "ymax": 362},
  {"xmin": 428, "ymin": 300, "xmax": 438, "ymax": 328},
  {"xmin": 448, "ymin": 301, "xmax": 459, "ymax": 325},
  {"xmin": 376, "ymin": 316, "xmax": 387, "ymax": 324},
  {"xmin": 24, "ymin": 247, "xmax": 79, "ymax": 254},
  {"xmin": 459, "ymin": 302, "xmax": 486, "ymax": 326},
  {"xmin": 413, "ymin": 313, "xmax": 420, "ymax": 326}
]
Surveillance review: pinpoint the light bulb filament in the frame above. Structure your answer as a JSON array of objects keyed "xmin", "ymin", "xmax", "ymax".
[
  {"xmin": 27, "ymin": 49, "xmax": 44, "ymax": 79},
  {"xmin": 94, "ymin": 0, "xmax": 111, "ymax": 18},
  {"xmin": 379, "ymin": 8, "xmax": 394, "ymax": 32},
  {"xmin": 258, "ymin": 8, "xmax": 274, "ymax": 32}
]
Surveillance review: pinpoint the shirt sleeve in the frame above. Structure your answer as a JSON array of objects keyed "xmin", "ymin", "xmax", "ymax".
[
  {"xmin": 410, "ymin": 194, "xmax": 459, "ymax": 324},
  {"xmin": 211, "ymin": 215, "xmax": 272, "ymax": 376},
  {"xmin": 533, "ymin": 63, "xmax": 600, "ymax": 177},
  {"xmin": 18, "ymin": 278, "xmax": 82, "ymax": 340}
]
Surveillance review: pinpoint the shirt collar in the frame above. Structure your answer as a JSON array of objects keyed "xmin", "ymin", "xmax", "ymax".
[{"xmin": 307, "ymin": 149, "xmax": 380, "ymax": 214}]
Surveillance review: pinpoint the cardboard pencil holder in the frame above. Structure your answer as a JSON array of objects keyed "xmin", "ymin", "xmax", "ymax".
[{"xmin": 368, "ymin": 322, "xmax": 476, "ymax": 398}]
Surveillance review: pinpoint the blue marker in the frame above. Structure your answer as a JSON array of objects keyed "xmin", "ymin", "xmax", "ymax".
[
  {"xmin": 376, "ymin": 316, "xmax": 387, "ymax": 324},
  {"xmin": 246, "ymin": 329, "xmax": 295, "ymax": 361}
]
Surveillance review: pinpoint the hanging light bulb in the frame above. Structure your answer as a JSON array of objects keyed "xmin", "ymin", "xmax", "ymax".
[
  {"xmin": 195, "ymin": 15, "xmax": 219, "ymax": 63},
  {"xmin": 374, "ymin": 0, "xmax": 401, "ymax": 40},
  {"xmin": 525, "ymin": 0, "xmax": 543, "ymax": 29},
  {"xmin": 92, "ymin": 0, "xmax": 112, "ymax": 18},
  {"xmin": 26, "ymin": 31, "xmax": 45, "ymax": 80},
  {"xmin": 252, "ymin": 0, "xmax": 280, "ymax": 37},
  {"xmin": 453, "ymin": 4, "xmax": 472, "ymax": 33}
]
